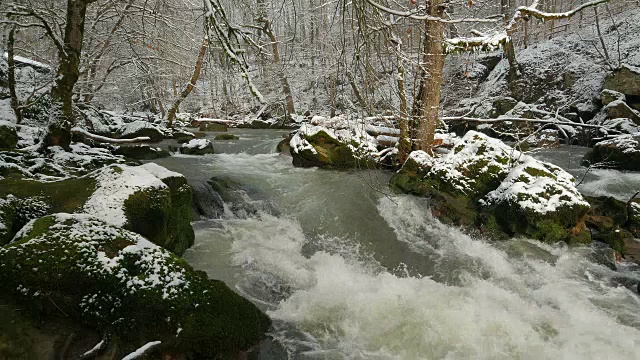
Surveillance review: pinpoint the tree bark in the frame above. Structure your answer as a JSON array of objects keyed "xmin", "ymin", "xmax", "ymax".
[
  {"xmin": 7, "ymin": 26, "xmax": 23, "ymax": 125},
  {"xmin": 257, "ymin": 0, "xmax": 295, "ymax": 115},
  {"xmin": 167, "ymin": 36, "xmax": 210, "ymax": 128},
  {"xmin": 397, "ymin": 65, "xmax": 411, "ymax": 162},
  {"xmin": 414, "ymin": 0, "xmax": 445, "ymax": 153},
  {"xmin": 45, "ymin": 0, "xmax": 95, "ymax": 150}
]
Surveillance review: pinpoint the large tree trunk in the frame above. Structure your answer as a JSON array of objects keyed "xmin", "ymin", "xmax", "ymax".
[
  {"xmin": 44, "ymin": 0, "xmax": 94, "ymax": 150},
  {"xmin": 414, "ymin": 0, "xmax": 445, "ymax": 153},
  {"xmin": 7, "ymin": 26, "xmax": 23, "ymax": 125},
  {"xmin": 502, "ymin": 0, "xmax": 521, "ymax": 83},
  {"xmin": 167, "ymin": 36, "xmax": 210, "ymax": 128}
]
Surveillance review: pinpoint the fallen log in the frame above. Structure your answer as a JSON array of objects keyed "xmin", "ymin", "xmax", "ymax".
[{"xmin": 71, "ymin": 127, "xmax": 151, "ymax": 143}]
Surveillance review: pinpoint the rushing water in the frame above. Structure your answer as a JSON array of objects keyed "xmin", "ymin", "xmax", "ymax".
[{"xmin": 153, "ymin": 130, "xmax": 640, "ymax": 360}]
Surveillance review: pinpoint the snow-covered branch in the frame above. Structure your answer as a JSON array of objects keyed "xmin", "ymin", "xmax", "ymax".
[
  {"xmin": 517, "ymin": 0, "xmax": 611, "ymax": 21},
  {"xmin": 444, "ymin": 32, "xmax": 508, "ymax": 54},
  {"xmin": 365, "ymin": 0, "xmax": 501, "ymax": 23}
]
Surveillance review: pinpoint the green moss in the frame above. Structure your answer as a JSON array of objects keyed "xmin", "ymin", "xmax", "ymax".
[
  {"xmin": 123, "ymin": 176, "xmax": 194, "ymax": 255},
  {"xmin": 0, "ymin": 177, "xmax": 96, "ymax": 214},
  {"xmin": 0, "ymin": 215, "xmax": 270, "ymax": 357}
]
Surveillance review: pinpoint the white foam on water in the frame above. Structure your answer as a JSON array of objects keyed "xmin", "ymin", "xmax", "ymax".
[
  {"xmin": 577, "ymin": 169, "xmax": 640, "ymax": 200},
  {"xmin": 224, "ymin": 194, "xmax": 640, "ymax": 359}
]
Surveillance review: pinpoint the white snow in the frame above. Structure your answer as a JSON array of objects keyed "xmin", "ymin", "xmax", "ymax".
[
  {"xmin": 182, "ymin": 138, "xmax": 212, "ymax": 150},
  {"xmin": 83, "ymin": 164, "xmax": 169, "ymax": 227},
  {"xmin": 139, "ymin": 162, "xmax": 182, "ymax": 180},
  {"xmin": 122, "ymin": 340, "xmax": 162, "ymax": 360},
  {"xmin": 406, "ymin": 131, "xmax": 587, "ymax": 214}
]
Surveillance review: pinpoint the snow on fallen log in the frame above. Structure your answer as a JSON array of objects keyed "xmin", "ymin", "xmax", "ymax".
[
  {"xmin": 121, "ymin": 341, "xmax": 162, "ymax": 360},
  {"xmin": 71, "ymin": 127, "xmax": 151, "ymax": 143},
  {"xmin": 365, "ymin": 125, "xmax": 401, "ymax": 137}
]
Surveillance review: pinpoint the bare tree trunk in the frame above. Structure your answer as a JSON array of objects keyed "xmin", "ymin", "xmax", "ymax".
[
  {"xmin": 44, "ymin": 0, "xmax": 95, "ymax": 151},
  {"xmin": 347, "ymin": 70, "xmax": 368, "ymax": 110},
  {"xmin": 397, "ymin": 65, "xmax": 410, "ymax": 162},
  {"xmin": 256, "ymin": 0, "xmax": 294, "ymax": 115},
  {"xmin": 7, "ymin": 26, "xmax": 23, "ymax": 125},
  {"xmin": 167, "ymin": 36, "xmax": 210, "ymax": 128},
  {"xmin": 414, "ymin": 0, "xmax": 445, "ymax": 153},
  {"xmin": 502, "ymin": 0, "xmax": 521, "ymax": 83},
  {"xmin": 329, "ymin": 73, "xmax": 337, "ymax": 118}
]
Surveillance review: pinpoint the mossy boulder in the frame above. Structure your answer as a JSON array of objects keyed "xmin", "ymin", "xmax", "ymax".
[
  {"xmin": 199, "ymin": 122, "xmax": 228, "ymax": 132},
  {"xmin": 84, "ymin": 163, "xmax": 195, "ymax": 255},
  {"xmin": 180, "ymin": 139, "xmax": 215, "ymax": 155},
  {"xmin": 582, "ymin": 134, "xmax": 640, "ymax": 171},
  {"xmin": 391, "ymin": 131, "xmax": 590, "ymax": 243},
  {"xmin": 113, "ymin": 144, "xmax": 170, "ymax": 160},
  {"xmin": 0, "ymin": 214, "xmax": 271, "ymax": 357},
  {"xmin": 0, "ymin": 122, "xmax": 19, "ymax": 149},
  {"xmin": 0, "ymin": 176, "xmax": 96, "ymax": 244},
  {"xmin": 214, "ymin": 133, "xmax": 239, "ymax": 140},
  {"xmin": 289, "ymin": 125, "xmax": 375, "ymax": 169}
]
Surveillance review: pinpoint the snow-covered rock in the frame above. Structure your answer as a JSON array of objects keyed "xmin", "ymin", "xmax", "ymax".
[
  {"xmin": 392, "ymin": 131, "xmax": 590, "ymax": 243},
  {"xmin": 605, "ymin": 100, "xmax": 640, "ymax": 124},
  {"xmin": 0, "ymin": 213, "xmax": 271, "ymax": 356},
  {"xmin": 603, "ymin": 64, "xmax": 640, "ymax": 97},
  {"xmin": 583, "ymin": 134, "xmax": 640, "ymax": 171},
  {"xmin": 289, "ymin": 117, "xmax": 391, "ymax": 168},
  {"xmin": 84, "ymin": 163, "xmax": 194, "ymax": 254},
  {"xmin": 180, "ymin": 139, "xmax": 214, "ymax": 155},
  {"xmin": 117, "ymin": 120, "xmax": 165, "ymax": 142}
]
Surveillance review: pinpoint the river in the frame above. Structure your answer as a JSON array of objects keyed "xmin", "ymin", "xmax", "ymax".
[{"xmin": 153, "ymin": 129, "xmax": 640, "ymax": 360}]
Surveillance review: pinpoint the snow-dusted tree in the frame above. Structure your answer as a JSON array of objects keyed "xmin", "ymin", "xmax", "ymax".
[{"xmin": 364, "ymin": 0, "xmax": 612, "ymax": 153}]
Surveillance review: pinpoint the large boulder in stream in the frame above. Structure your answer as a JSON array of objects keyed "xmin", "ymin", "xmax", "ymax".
[
  {"xmin": 180, "ymin": 139, "xmax": 215, "ymax": 155},
  {"xmin": 0, "ymin": 214, "xmax": 271, "ymax": 358},
  {"xmin": 289, "ymin": 124, "xmax": 378, "ymax": 168},
  {"xmin": 391, "ymin": 131, "xmax": 591, "ymax": 243},
  {"xmin": 582, "ymin": 134, "xmax": 640, "ymax": 171}
]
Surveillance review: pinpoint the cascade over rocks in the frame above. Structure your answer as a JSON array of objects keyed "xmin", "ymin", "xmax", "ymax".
[
  {"xmin": 391, "ymin": 131, "xmax": 591, "ymax": 243},
  {"xmin": 0, "ymin": 214, "xmax": 271, "ymax": 358}
]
